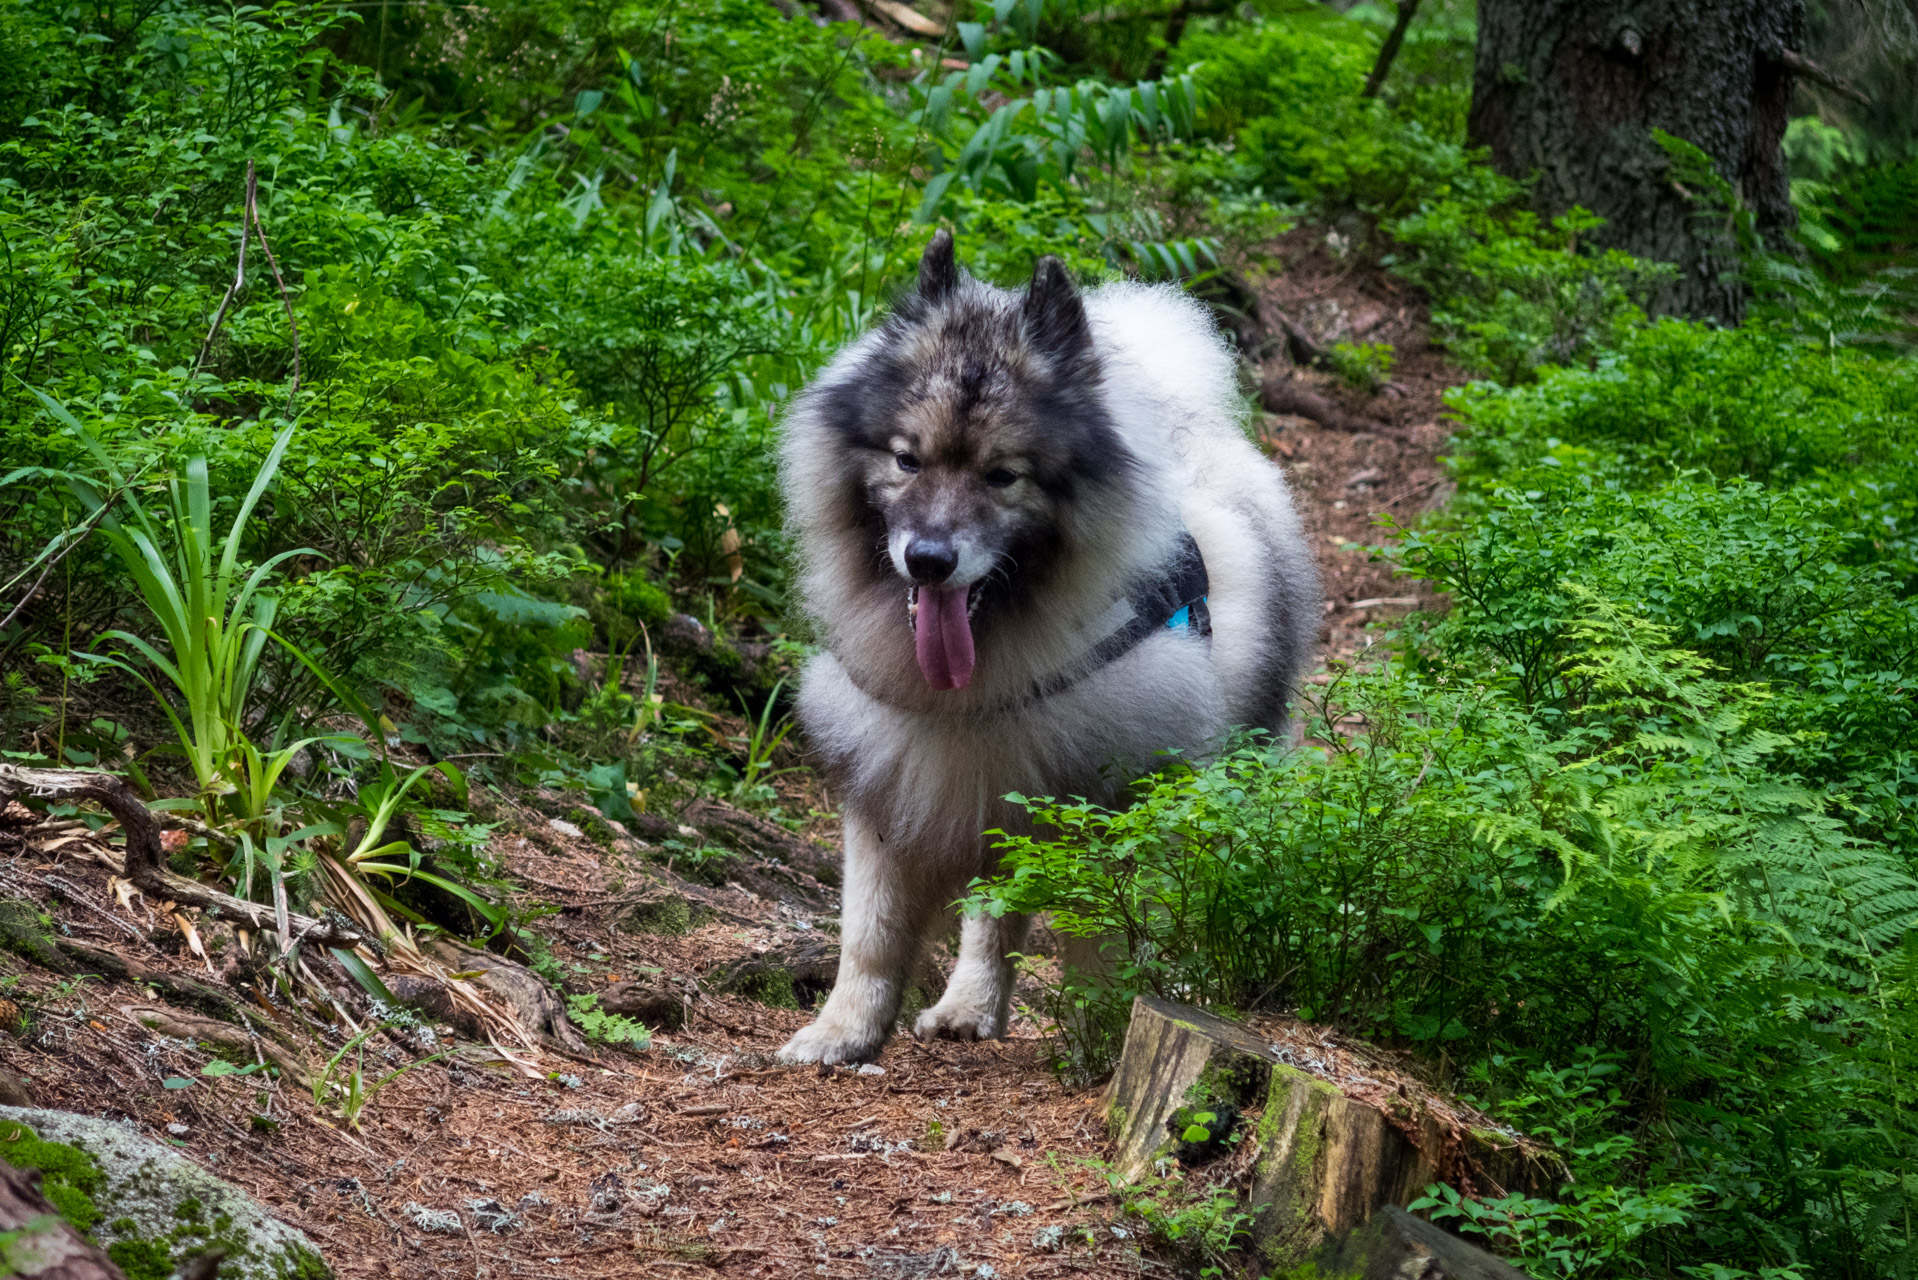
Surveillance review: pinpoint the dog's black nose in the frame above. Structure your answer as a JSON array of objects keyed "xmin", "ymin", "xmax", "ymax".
[{"xmin": 905, "ymin": 537, "xmax": 958, "ymax": 584}]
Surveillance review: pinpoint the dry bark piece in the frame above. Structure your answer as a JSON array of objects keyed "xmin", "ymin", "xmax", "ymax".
[
  {"xmin": 597, "ymin": 977, "xmax": 689, "ymax": 1032},
  {"xmin": 383, "ymin": 974, "xmax": 485, "ymax": 1040},
  {"xmin": 0, "ymin": 1156, "xmax": 130, "ymax": 1278},
  {"xmin": 0, "ymin": 1071, "xmax": 32, "ymax": 1107},
  {"xmin": 1313, "ymin": 1204, "xmax": 1531, "ymax": 1280},
  {"xmin": 420, "ymin": 936, "xmax": 593, "ymax": 1056}
]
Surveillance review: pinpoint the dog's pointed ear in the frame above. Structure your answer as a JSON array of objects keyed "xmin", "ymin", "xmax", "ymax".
[
  {"xmin": 1022, "ymin": 256, "xmax": 1091, "ymax": 365},
  {"xmin": 918, "ymin": 230, "xmax": 960, "ymax": 304}
]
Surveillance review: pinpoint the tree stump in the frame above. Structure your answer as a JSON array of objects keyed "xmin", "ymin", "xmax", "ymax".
[{"xmin": 1105, "ymin": 996, "xmax": 1550, "ymax": 1270}]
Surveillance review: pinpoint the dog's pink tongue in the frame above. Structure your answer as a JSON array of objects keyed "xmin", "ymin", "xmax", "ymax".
[{"xmin": 915, "ymin": 585, "xmax": 975, "ymax": 691}]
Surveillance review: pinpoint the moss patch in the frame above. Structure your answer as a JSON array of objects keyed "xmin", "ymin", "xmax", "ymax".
[
  {"xmin": 617, "ymin": 897, "xmax": 707, "ymax": 937},
  {"xmin": 736, "ymin": 969, "xmax": 799, "ymax": 1010},
  {"xmin": 566, "ymin": 808, "xmax": 620, "ymax": 849},
  {"xmin": 0, "ymin": 1120, "xmax": 101, "ymax": 1232},
  {"xmin": 0, "ymin": 899, "xmax": 64, "ymax": 971}
]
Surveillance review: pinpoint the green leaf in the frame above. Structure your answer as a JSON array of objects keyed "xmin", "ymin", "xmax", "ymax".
[
  {"xmin": 331, "ymin": 947, "xmax": 400, "ymax": 1006},
  {"xmin": 162, "ymin": 1077, "xmax": 195, "ymax": 1089},
  {"xmin": 956, "ymin": 21, "xmax": 986, "ymax": 61}
]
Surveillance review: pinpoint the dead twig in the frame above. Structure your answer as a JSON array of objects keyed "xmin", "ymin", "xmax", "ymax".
[
  {"xmin": 243, "ymin": 160, "xmax": 302, "ymax": 413},
  {"xmin": 1781, "ymin": 48, "xmax": 1872, "ymax": 106},
  {"xmin": 191, "ymin": 159, "xmax": 303, "ymax": 415}
]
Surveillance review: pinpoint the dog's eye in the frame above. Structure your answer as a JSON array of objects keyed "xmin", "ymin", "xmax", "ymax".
[
  {"xmin": 895, "ymin": 452, "xmax": 920, "ymax": 474},
  {"xmin": 984, "ymin": 468, "xmax": 1018, "ymax": 488}
]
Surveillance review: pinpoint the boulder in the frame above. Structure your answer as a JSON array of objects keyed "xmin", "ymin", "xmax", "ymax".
[
  {"xmin": 0, "ymin": 1107, "xmax": 330, "ymax": 1280},
  {"xmin": 1105, "ymin": 996, "xmax": 1549, "ymax": 1271}
]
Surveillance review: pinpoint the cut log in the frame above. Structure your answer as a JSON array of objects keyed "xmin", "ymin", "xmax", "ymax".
[
  {"xmin": 0, "ymin": 1157, "xmax": 129, "ymax": 1278},
  {"xmin": 1106, "ymin": 996, "xmax": 1551, "ymax": 1270},
  {"xmin": 1313, "ymin": 1205, "xmax": 1532, "ymax": 1280}
]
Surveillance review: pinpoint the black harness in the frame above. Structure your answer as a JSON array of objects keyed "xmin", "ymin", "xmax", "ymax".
[{"xmin": 1017, "ymin": 530, "xmax": 1211, "ymax": 707}]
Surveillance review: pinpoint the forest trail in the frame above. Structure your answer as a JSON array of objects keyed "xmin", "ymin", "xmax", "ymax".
[{"xmin": 0, "ymin": 233, "xmax": 1462, "ymax": 1280}]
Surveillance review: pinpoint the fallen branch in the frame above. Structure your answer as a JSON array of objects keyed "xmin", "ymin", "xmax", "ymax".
[
  {"xmin": 0, "ymin": 765, "xmax": 363, "ymax": 948},
  {"xmin": 190, "ymin": 159, "xmax": 303, "ymax": 413},
  {"xmin": 121, "ymin": 1003, "xmax": 316, "ymax": 1089},
  {"xmin": 1781, "ymin": 49, "xmax": 1871, "ymax": 107},
  {"xmin": 242, "ymin": 159, "xmax": 302, "ymax": 413},
  {"xmin": 1261, "ymin": 375, "xmax": 1396, "ymax": 436},
  {"xmin": 862, "ymin": 0, "xmax": 943, "ymax": 36}
]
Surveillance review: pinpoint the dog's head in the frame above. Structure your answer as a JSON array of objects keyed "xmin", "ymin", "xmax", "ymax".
[{"xmin": 813, "ymin": 232, "xmax": 1138, "ymax": 691}]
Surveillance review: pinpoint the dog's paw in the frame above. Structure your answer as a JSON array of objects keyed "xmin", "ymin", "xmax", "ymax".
[
  {"xmin": 912, "ymin": 1000, "xmax": 1006, "ymax": 1043},
  {"xmin": 776, "ymin": 1019, "xmax": 887, "ymax": 1066}
]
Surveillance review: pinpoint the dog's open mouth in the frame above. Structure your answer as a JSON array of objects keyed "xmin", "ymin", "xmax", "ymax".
[{"xmin": 907, "ymin": 583, "xmax": 982, "ymax": 691}]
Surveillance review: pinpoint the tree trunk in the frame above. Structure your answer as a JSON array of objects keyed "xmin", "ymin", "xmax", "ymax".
[
  {"xmin": 1361, "ymin": 0, "xmax": 1424, "ymax": 99},
  {"xmin": 1467, "ymin": 0, "xmax": 1807, "ymax": 323}
]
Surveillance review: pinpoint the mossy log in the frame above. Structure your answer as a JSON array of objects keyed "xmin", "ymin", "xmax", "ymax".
[
  {"xmin": 0, "ymin": 1156, "xmax": 130, "ymax": 1278},
  {"xmin": 1106, "ymin": 995, "xmax": 1551, "ymax": 1270}
]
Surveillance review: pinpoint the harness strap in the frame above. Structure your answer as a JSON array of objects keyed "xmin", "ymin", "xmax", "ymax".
[{"xmin": 1018, "ymin": 530, "xmax": 1210, "ymax": 707}]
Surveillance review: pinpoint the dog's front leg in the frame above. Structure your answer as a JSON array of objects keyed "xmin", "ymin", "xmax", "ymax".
[
  {"xmin": 914, "ymin": 908, "xmax": 1029, "ymax": 1042},
  {"xmin": 776, "ymin": 811, "xmax": 932, "ymax": 1065}
]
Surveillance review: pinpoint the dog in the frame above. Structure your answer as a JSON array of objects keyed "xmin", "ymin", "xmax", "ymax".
[{"xmin": 775, "ymin": 231, "xmax": 1319, "ymax": 1065}]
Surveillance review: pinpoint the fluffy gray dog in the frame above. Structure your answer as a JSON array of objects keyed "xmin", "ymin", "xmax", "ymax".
[{"xmin": 776, "ymin": 232, "xmax": 1319, "ymax": 1065}]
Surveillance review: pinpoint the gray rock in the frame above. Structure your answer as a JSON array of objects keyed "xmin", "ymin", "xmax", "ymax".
[
  {"xmin": 1313, "ymin": 1205, "xmax": 1533, "ymax": 1279},
  {"xmin": 0, "ymin": 1106, "xmax": 330, "ymax": 1279}
]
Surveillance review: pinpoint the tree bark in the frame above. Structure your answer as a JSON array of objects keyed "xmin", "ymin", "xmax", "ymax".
[{"xmin": 1467, "ymin": 0, "xmax": 1806, "ymax": 324}]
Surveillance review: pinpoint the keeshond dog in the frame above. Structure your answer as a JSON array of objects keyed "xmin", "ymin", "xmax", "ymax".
[{"xmin": 775, "ymin": 231, "xmax": 1319, "ymax": 1065}]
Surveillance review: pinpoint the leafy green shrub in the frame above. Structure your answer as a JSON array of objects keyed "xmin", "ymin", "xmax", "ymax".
[
  {"xmin": 566, "ymin": 993, "xmax": 651, "ymax": 1048},
  {"xmin": 1387, "ymin": 204, "xmax": 1669, "ymax": 382},
  {"xmin": 1447, "ymin": 319, "xmax": 1918, "ymax": 486},
  {"xmin": 979, "ymin": 597, "xmax": 1918, "ymax": 1274},
  {"xmin": 1330, "ymin": 339, "xmax": 1394, "ymax": 391}
]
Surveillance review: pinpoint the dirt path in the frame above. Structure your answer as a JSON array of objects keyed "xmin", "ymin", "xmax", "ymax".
[{"xmin": 0, "ymin": 237, "xmax": 1462, "ymax": 1280}]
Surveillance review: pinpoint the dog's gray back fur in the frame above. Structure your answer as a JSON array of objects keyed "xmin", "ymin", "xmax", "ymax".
[{"xmin": 774, "ymin": 237, "xmax": 1319, "ymax": 1065}]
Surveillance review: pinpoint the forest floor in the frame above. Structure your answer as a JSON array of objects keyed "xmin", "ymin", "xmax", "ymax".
[{"xmin": 0, "ymin": 231, "xmax": 1465, "ymax": 1280}]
